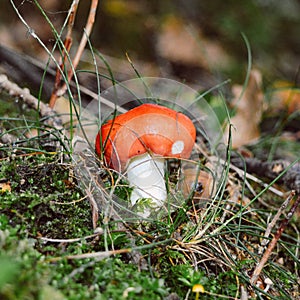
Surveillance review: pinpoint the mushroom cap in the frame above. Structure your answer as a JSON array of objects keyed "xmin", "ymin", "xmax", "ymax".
[
  {"xmin": 192, "ymin": 284, "xmax": 205, "ymax": 293},
  {"xmin": 95, "ymin": 103, "xmax": 196, "ymax": 171}
]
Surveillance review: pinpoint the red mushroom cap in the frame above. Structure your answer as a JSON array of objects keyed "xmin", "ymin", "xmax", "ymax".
[{"xmin": 95, "ymin": 103, "xmax": 196, "ymax": 171}]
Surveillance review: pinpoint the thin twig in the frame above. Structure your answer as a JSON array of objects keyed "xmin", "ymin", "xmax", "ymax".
[
  {"xmin": 50, "ymin": 0, "xmax": 99, "ymax": 106},
  {"xmin": 210, "ymin": 156, "xmax": 284, "ymax": 197},
  {"xmin": 67, "ymin": 0, "xmax": 98, "ymax": 84},
  {"xmin": 38, "ymin": 231, "xmax": 103, "ymax": 243},
  {"xmin": 250, "ymin": 193, "xmax": 300, "ymax": 285},
  {"xmin": 9, "ymin": 0, "xmax": 75, "ymax": 110},
  {"xmin": 259, "ymin": 190, "xmax": 295, "ymax": 254},
  {"xmin": 48, "ymin": 237, "xmax": 172, "ymax": 262},
  {"xmin": 48, "ymin": 247, "xmax": 132, "ymax": 262},
  {"xmin": 0, "ymin": 74, "xmax": 62, "ymax": 129},
  {"xmin": 227, "ymin": 158, "xmax": 284, "ymax": 197},
  {"xmin": 85, "ymin": 185, "xmax": 100, "ymax": 229},
  {"xmin": 231, "ymin": 156, "xmax": 300, "ymax": 194},
  {"xmin": 49, "ymin": 0, "xmax": 80, "ymax": 108}
]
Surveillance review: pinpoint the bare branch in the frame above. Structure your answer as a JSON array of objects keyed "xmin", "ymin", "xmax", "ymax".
[{"xmin": 0, "ymin": 74, "xmax": 62, "ymax": 129}]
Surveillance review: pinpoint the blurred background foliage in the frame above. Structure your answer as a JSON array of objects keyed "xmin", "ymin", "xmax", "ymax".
[{"xmin": 0, "ymin": 0, "xmax": 299, "ymax": 86}]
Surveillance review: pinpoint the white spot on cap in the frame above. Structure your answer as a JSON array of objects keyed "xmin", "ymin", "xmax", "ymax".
[{"xmin": 171, "ymin": 140, "xmax": 184, "ymax": 154}]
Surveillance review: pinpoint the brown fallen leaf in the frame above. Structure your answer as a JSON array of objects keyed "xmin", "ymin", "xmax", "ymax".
[
  {"xmin": 156, "ymin": 16, "xmax": 231, "ymax": 70},
  {"xmin": 271, "ymin": 81, "xmax": 300, "ymax": 114},
  {"xmin": 225, "ymin": 69, "xmax": 264, "ymax": 148},
  {"xmin": 0, "ymin": 181, "xmax": 11, "ymax": 193},
  {"xmin": 177, "ymin": 162, "xmax": 215, "ymax": 201}
]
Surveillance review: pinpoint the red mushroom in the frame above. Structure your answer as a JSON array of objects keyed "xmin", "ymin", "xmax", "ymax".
[{"xmin": 95, "ymin": 103, "xmax": 196, "ymax": 214}]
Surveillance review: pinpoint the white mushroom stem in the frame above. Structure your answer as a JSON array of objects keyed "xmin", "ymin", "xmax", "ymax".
[
  {"xmin": 263, "ymin": 278, "xmax": 273, "ymax": 293},
  {"xmin": 126, "ymin": 153, "xmax": 166, "ymax": 207}
]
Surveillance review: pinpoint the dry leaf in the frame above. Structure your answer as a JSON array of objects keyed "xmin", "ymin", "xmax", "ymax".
[
  {"xmin": 156, "ymin": 16, "xmax": 230, "ymax": 70},
  {"xmin": 225, "ymin": 69, "xmax": 264, "ymax": 148},
  {"xmin": 177, "ymin": 162, "xmax": 214, "ymax": 200},
  {"xmin": 0, "ymin": 181, "xmax": 11, "ymax": 193},
  {"xmin": 25, "ymin": 128, "xmax": 39, "ymax": 138},
  {"xmin": 271, "ymin": 81, "xmax": 300, "ymax": 114}
]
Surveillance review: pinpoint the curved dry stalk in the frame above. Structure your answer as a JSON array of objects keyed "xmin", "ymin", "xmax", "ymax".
[
  {"xmin": 38, "ymin": 231, "xmax": 103, "ymax": 243},
  {"xmin": 67, "ymin": 0, "xmax": 98, "ymax": 83},
  {"xmin": 50, "ymin": 0, "xmax": 99, "ymax": 107},
  {"xmin": 48, "ymin": 247, "xmax": 132, "ymax": 262},
  {"xmin": 49, "ymin": 0, "xmax": 80, "ymax": 108},
  {"xmin": 250, "ymin": 192, "xmax": 299, "ymax": 285},
  {"xmin": 259, "ymin": 190, "xmax": 295, "ymax": 253}
]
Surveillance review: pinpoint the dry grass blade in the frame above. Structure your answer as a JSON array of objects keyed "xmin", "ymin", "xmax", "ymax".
[
  {"xmin": 49, "ymin": 0, "xmax": 99, "ymax": 107},
  {"xmin": 259, "ymin": 190, "xmax": 295, "ymax": 253},
  {"xmin": 68, "ymin": 0, "xmax": 98, "ymax": 83},
  {"xmin": 49, "ymin": 0, "xmax": 79, "ymax": 108},
  {"xmin": 250, "ymin": 192, "xmax": 300, "ymax": 285},
  {"xmin": 48, "ymin": 247, "xmax": 132, "ymax": 262}
]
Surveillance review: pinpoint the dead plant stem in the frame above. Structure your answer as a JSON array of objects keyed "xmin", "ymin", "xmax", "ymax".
[
  {"xmin": 49, "ymin": 0, "xmax": 98, "ymax": 107},
  {"xmin": 67, "ymin": 0, "xmax": 98, "ymax": 84},
  {"xmin": 250, "ymin": 192, "xmax": 300, "ymax": 285},
  {"xmin": 259, "ymin": 190, "xmax": 295, "ymax": 253},
  {"xmin": 0, "ymin": 74, "xmax": 62, "ymax": 129},
  {"xmin": 49, "ymin": 0, "xmax": 79, "ymax": 108}
]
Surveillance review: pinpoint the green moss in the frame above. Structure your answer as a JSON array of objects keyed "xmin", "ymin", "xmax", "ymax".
[{"xmin": 0, "ymin": 154, "xmax": 92, "ymax": 239}]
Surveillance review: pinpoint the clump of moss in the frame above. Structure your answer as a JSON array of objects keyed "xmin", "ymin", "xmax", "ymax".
[{"xmin": 0, "ymin": 153, "xmax": 92, "ymax": 240}]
